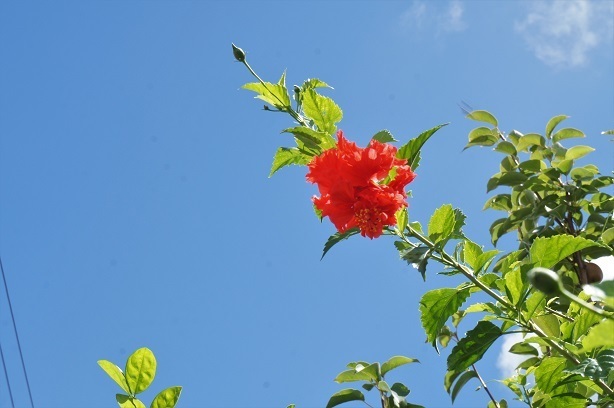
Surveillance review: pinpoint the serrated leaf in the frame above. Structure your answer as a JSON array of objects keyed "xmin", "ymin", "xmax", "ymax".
[
  {"xmin": 428, "ymin": 204, "xmax": 459, "ymax": 245},
  {"xmin": 397, "ymin": 124, "xmax": 448, "ymax": 171},
  {"xmin": 420, "ymin": 287, "xmax": 472, "ymax": 347},
  {"xmin": 535, "ymin": 356, "xmax": 567, "ymax": 393},
  {"xmin": 242, "ymin": 81, "xmax": 291, "ymax": 109},
  {"xmin": 381, "ymin": 356, "xmax": 419, "ymax": 376},
  {"xmin": 150, "ymin": 386, "xmax": 182, "ymax": 408},
  {"xmin": 582, "ymin": 319, "xmax": 614, "ymax": 351},
  {"xmin": 462, "ymin": 240, "xmax": 483, "ymax": 270},
  {"xmin": 447, "ymin": 321, "xmax": 502, "ymax": 372},
  {"xmin": 529, "ymin": 235, "xmax": 602, "ymax": 269},
  {"xmin": 546, "ymin": 115, "xmax": 569, "ymax": 138},
  {"xmin": 321, "ymin": 228, "xmax": 359, "ymax": 259},
  {"xmin": 99, "ymin": 360, "xmax": 130, "ymax": 394},
  {"xmin": 301, "ymin": 89, "xmax": 342, "ymax": 135},
  {"xmin": 552, "ymin": 128, "xmax": 585, "ymax": 143},
  {"xmin": 565, "ymin": 145, "xmax": 594, "ymax": 160},
  {"xmin": 270, "ymin": 147, "xmax": 311, "ymax": 177},
  {"xmin": 282, "ymin": 126, "xmax": 336, "ymax": 151},
  {"xmin": 116, "ymin": 395, "xmax": 146, "ymax": 408},
  {"xmin": 466, "ymin": 110, "xmax": 498, "ymax": 127},
  {"xmin": 301, "ymin": 78, "xmax": 331, "ymax": 90},
  {"xmin": 125, "ymin": 348, "xmax": 156, "ymax": 395},
  {"xmin": 372, "ymin": 129, "xmax": 397, "ymax": 143},
  {"xmin": 450, "ymin": 370, "xmax": 478, "ymax": 403},
  {"xmin": 326, "ymin": 389, "xmax": 365, "ymax": 408}
]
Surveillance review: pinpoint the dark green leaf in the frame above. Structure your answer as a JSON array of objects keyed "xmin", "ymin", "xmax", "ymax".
[
  {"xmin": 150, "ymin": 386, "xmax": 182, "ymax": 408},
  {"xmin": 321, "ymin": 229, "xmax": 359, "ymax": 259},
  {"xmin": 420, "ymin": 287, "xmax": 472, "ymax": 347},
  {"xmin": 447, "ymin": 321, "xmax": 502, "ymax": 372},
  {"xmin": 450, "ymin": 370, "xmax": 478, "ymax": 403},
  {"xmin": 326, "ymin": 389, "xmax": 365, "ymax": 408},
  {"xmin": 483, "ymin": 194, "xmax": 512, "ymax": 211},
  {"xmin": 566, "ymin": 350, "xmax": 614, "ymax": 381},
  {"xmin": 391, "ymin": 382, "xmax": 410, "ymax": 397},
  {"xmin": 372, "ymin": 129, "xmax": 397, "ymax": 143},
  {"xmin": 486, "ymin": 172, "xmax": 528, "ymax": 192},
  {"xmin": 466, "ymin": 110, "xmax": 498, "ymax": 127},
  {"xmin": 509, "ymin": 343, "xmax": 539, "ymax": 356},
  {"xmin": 381, "ymin": 356, "xmax": 419, "ymax": 376},
  {"xmin": 397, "ymin": 124, "xmax": 448, "ymax": 171}
]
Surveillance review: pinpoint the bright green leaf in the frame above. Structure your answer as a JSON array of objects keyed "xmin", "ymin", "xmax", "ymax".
[
  {"xmin": 582, "ymin": 319, "xmax": 614, "ymax": 351},
  {"xmin": 466, "ymin": 110, "xmax": 498, "ymax": 127},
  {"xmin": 381, "ymin": 356, "xmax": 419, "ymax": 376},
  {"xmin": 116, "ymin": 395, "xmax": 146, "ymax": 408},
  {"xmin": 282, "ymin": 126, "xmax": 336, "ymax": 150},
  {"xmin": 529, "ymin": 235, "xmax": 602, "ymax": 269},
  {"xmin": 516, "ymin": 134, "xmax": 545, "ymax": 152},
  {"xmin": 242, "ymin": 81, "xmax": 291, "ymax": 110},
  {"xmin": 447, "ymin": 321, "xmax": 502, "ymax": 372},
  {"xmin": 372, "ymin": 129, "xmax": 397, "ymax": 143},
  {"xmin": 494, "ymin": 141, "xmax": 517, "ymax": 155},
  {"xmin": 465, "ymin": 127, "xmax": 498, "ymax": 148},
  {"xmin": 396, "ymin": 208, "xmax": 408, "ymax": 234},
  {"xmin": 552, "ymin": 128, "xmax": 585, "ymax": 143},
  {"xmin": 301, "ymin": 89, "xmax": 342, "ymax": 135},
  {"xmin": 301, "ymin": 78, "xmax": 331, "ymax": 90},
  {"xmin": 565, "ymin": 145, "xmax": 594, "ymax": 160},
  {"xmin": 335, "ymin": 363, "xmax": 380, "ymax": 383},
  {"xmin": 322, "ymin": 228, "xmax": 359, "ymax": 259},
  {"xmin": 98, "ymin": 360, "xmax": 130, "ymax": 394},
  {"xmin": 269, "ymin": 147, "xmax": 311, "ymax": 177},
  {"xmin": 546, "ymin": 115, "xmax": 569, "ymax": 139},
  {"xmin": 553, "ymin": 159, "xmax": 573, "ymax": 174},
  {"xmin": 535, "ymin": 356, "xmax": 567, "ymax": 393},
  {"xmin": 150, "ymin": 386, "xmax": 182, "ymax": 408},
  {"xmin": 584, "ymin": 280, "xmax": 614, "ymax": 308},
  {"xmin": 428, "ymin": 204, "xmax": 457, "ymax": 245},
  {"xmin": 326, "ymin": 389, "xmax": 365, "ymax": 408},
  {"xmin": 504, "ymin": 268, "xmax": 524, "ymax": 305},
  {"xmin": 125, "ymin": 348, "xmax": 156, "ymax": 395},
  {"xmin": 420, "ymin": 287, "xmax": 473, "ymax": 347}
]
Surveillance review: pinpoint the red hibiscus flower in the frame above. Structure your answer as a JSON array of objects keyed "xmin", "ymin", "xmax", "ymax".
[{"xmin": 306, "ymin": 130, "xmax": 416, "ymax": 239}]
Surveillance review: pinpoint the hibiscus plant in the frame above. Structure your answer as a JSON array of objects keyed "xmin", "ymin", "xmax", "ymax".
[{"xmin": 232, "ymin": 43, "xmax": 614, "ymax": 408}]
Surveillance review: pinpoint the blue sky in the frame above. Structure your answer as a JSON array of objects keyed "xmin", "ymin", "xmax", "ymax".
[{"xmin": 0, "ymin": 1, "xmax": 612, "ymax": 407}]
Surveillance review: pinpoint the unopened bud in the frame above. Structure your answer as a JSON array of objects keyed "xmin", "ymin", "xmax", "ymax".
[
  {"xmin": 232, "ymin": 43, "xmax": 246, "ymax": 62},
  {"xmin": 528, "ymin": 267, "xmax": 561, "ymax": 295}
]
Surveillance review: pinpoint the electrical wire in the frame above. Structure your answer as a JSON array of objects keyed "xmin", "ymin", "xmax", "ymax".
[
  {"xmin": 0, "ymin": 339, "xmax": 15, "ymax": 408},
  {"xmin": 0, "ymin": 256, "xmax": 34, "ymax": 408}
]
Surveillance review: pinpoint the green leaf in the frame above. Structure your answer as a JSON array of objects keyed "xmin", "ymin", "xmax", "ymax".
[
  {"xmin": 486, "ymin": 172, "xmax": 527, "ymax": 192},
  {"xmin": 553, "ymin": 159, "xmax": 573, "ymax": 174},
  {"xmin": 483, "ymin": 194, "xmax": 512, "ymax": 211},
  {"xmin": 494, "ymin": 141, "xmax": 517, "ymax": 155},
  {"xmin": 419, "ymin": 287, "xmax": 472, "ymax": 347},
  {"xmin": 326, "ymin": 389, "xmax": 365, "ymax": 408},
  {"xmin": 98, "ymin": 360, "xmax": 130, "ymax": 394},
  {"xmin": 301, "ymin": 89, "xmax": 342, "ymax": 135},
  {"xmin": 397, "ymin": 123, "xmax": 448, "ymax": 171},
  {"xmin": 464, "ymin": 127, "xmax": 498, "ymax": 149},
  {"xmin": 242, "ymin": 81, "xmax": 291, "ymax": 110},
  {"xmin": 584, "ymin": 280, "xmax": 614, "ymax": 308},
  {"xmin": 301, "ymin": 78, "xmax": 331, "ymax": 90},
  {"xmin": 466, "ymin": 110, "xmax": 498, "ymax": 127},
  {"xmin": 282, "ymin": 126, "xmax": 336, "ymax": 150},
  {"xmin": 516, "ymin": 133, "xmax": 545, "ymax": 152},
  {"xmin": 552, "ymin": 128, "xmax": 585, "ymax": 143},
  {"xmin": 381, "ymin": 356, "xmax": 419, "ymax": 376},
  {"xmin": 428, "ymin": 204, "xmax": 455, "ymax": 245},
  {"xmin": 391, "ymin": 382, "xmax": 410, "ymax": 397},
  {"xmin": 322, "ymin": 228, "xmax": 359, "ymax": 259},
  {"xmin": 269, "ymin": 147, "xmax": 311, "ymax": 177},
  {"xmin": 125, "ymin": 348, "xmax": 156, "ymax": 395},
  {"xmin": 396, "ymin": 208, "xmax": 408, "ymax": 233},
  {"xmin": 509, "ymin": 343, "xmax": 539, "ymax": 356},
  {"xmin": 462, "ymin": 240, "xmax": 482, "ymax": 270},
  {"xmin": 335, "ymin": 363, "xmax": 380, "ymax": 383},
  {"xmin": 447, "ymin": 321, "xmax": 502, "ymax": 372},
  {"xmin": 116, "ymin": 395, "xmax": 146, "ymax": 408},
  {"xmin": 546, "ymin": 115, "xmax": 569, "ymax": 139},
  {"xmin": 565, "ymin": 145, "xmax": 594, "ymax": 160},
  {"xmin": 582, "ymin": 319, "xmax": 614, "ymax": 351},
  {"xmin": 450, "ymin": 370, "xmax": 478, "ymax": 403},
  {"xmin": 372, "ymin": 129, "xmax": 397, "ymax": 143},
  {"xmin": 529, "ymin": 235, "xmax": 602, "ymax": 269},
  {"xmin": 535, "ymin": 356, "xmax": 567, "ymax": 393},
  {"xmin": 150, "ymin": 386, "xmax": 182, "ymax": 408},
  {"xmin": 602, "ymin": 129, "xmax": 614, "ymax": 135},
  {"xmin": 566, "ymin": 350, "xmax": 614, "ymax": 381},
  {"xmin": 504, "ymin": 268, "xmax": 524, "ymax": 305}
]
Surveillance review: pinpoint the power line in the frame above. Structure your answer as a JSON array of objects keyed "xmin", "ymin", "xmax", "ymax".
[
  {"xmin": 0, "ymin": 256, "xmax": 34, "ymax": 408},
  {"xmin": 0, "ymin": 339, "xmax": 15, "ymax": 408}
]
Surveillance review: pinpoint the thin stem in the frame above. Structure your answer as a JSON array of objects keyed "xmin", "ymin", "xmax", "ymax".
[
  {"xmin": 471, "ymin": 363, "xmax": 499, "ymax": 408},
  {"xmin": 560, "ymin": 287, "xmax": 614, "ymax": 319},
  {"xmin": 362, "ymin": 401, "xmax": 376, "ymax": 408}
]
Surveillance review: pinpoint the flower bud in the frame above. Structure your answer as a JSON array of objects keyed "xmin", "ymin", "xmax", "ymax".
[
  {"xmin": 231, "ymin": 43, "xmax": 246, "ymax": 62},
  {"xmin": 528, "ymin": 267, "xmax": 561, "ymax": 295}
]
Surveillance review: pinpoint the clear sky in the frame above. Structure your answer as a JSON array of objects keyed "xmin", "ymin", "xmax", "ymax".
[{"xmin": 0, "ymin": 1, "xmax": 613, "ymax": 407}]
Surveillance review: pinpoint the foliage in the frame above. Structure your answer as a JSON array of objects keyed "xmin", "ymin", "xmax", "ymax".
[
  {"xmin": 233, "ymin": 44, "xmax": 614, "ymax": 408},
  {"xmin": 99, "ymin": 348, "xmax": 182, "ymax": 408}
]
